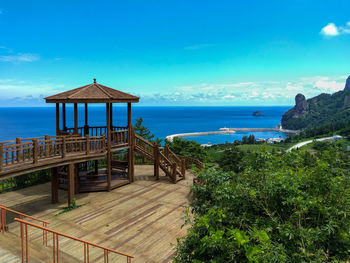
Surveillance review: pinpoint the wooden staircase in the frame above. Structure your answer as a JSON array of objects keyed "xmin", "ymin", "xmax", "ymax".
[{"xmin": 134, "ymin": 134, "xmax": 186, "ymax": 183}]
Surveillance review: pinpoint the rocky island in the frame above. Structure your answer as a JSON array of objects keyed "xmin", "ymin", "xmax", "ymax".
[
  {"xmin": 252, "ymin": 110, "xmax": 264, "ymax": 117},
  {"xmin": 281, "ymin": 75, "xmax": 350, "ymax": 130}
]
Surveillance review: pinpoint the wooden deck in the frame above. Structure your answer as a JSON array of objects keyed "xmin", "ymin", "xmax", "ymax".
[{"xmin": 0, "ymin": 165, "xmax": 193, "ymax": 262}]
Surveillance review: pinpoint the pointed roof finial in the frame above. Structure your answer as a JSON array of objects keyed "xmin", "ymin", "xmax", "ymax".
[{"xmin": 93, "ymin": 78, "xmax": 96, "ymax": 83}]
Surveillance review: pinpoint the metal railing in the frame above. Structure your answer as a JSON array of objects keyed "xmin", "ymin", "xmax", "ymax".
[
  {"xmin": 0, "ymin": 203, "xmax": 49, "ymax": 246},
  {"xmin": 14, "ymin": 218, "xmax": 134, "ymax": 263}
]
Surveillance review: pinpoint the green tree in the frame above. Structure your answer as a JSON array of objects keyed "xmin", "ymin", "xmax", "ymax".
[
  {"xmin": 217, "ymin": 146, "xmax": 244, "ymax": 173},
  {"xmin": 134, "ymin": 117, "xmax": 162, "ymax": 146},
  {"xmin": 165, "ymin": 137, "xmax": 208, "ymax": 161},
  {"xmin": 134, "ymin": 117, "xmax": 154, "ymax": 141},
  {"xmin": 248, "ymin": 134, "xmax": 256, "ymax": 144}
]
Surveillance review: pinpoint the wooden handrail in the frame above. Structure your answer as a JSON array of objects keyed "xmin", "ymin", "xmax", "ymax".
[
  {"xmin": 134, "ymin": 134, "xmax": 153, "ymax": 147},
  {"xmin": 0, "ymin": 135, "xmax": 106, "ymax": 172},
  {"xmin": 14, "ymin": 218, "xmax": 134, "ymax": 262}
]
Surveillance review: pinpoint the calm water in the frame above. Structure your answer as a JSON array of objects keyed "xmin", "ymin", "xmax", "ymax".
[{"xmin": 0, "ymin": 106, "xmax": 291, "ymax": 144}]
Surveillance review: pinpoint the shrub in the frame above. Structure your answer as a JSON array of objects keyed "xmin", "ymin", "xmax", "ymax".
[{"xmin": 174, "ymin": 147, "xmax": 350, "ymax": 262}]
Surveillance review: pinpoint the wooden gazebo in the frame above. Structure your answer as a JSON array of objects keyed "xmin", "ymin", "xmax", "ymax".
[{"xmin": 44, "ymin": 79, "xmax": 139, "ymax": 201}]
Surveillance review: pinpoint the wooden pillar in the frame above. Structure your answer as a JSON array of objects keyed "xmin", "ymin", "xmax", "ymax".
[
  {"xmin": 67, "ymin": 163, "xmax": 75, "ymax": 206},
  {"xmin": 62, "ymin": 103, "xmax": 66, "ymax": 131},
  {"xmin": 0, "ymin": 143, "xmax": 3, "ymax": 172},
  {"xmin": 84, "ymin": 103, "xmax": 89, "ymax": 136},
  {"xmin": 110, "ymin": 103, "xmax": 113, "ymax": 130},
  {"xmin": 172, "ymin": 163, "xmax": 177, "ymax": 184},
  {"xmin": 51, "ymin": 167, "xmax": 59, "ymax": 204},
  {"xmin": 74, "ymin": 163, "xmax": 80, "ymax": 194},
  {"xmin": 153, "ymin": 143, "xmax": 159, "ymax": 180},
  {"xmin": 106, "ymin": 103, "xmax": 111, "ymax": 191},
  {"xmin": 74, "ymin": 103, "xmax": 78, "ymax": 135},
  {"xmin": 127, "ymin": 103, "xmax": 134, "ymax": 182},
  {"xmin": 56, "ymin": 103, "xmax": 60, "ymax": 135},
  {"xmin": 181, "ymin": 158, "xmax": 186, "ymax": 179}
]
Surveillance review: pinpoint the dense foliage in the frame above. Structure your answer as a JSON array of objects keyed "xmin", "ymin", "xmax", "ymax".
[
  {"xmin": 284, "ymin": 121, "xmax": 350, "ymax": 143},
  {"xmin": 174, "ymin": 144, "xmax": 350, "ymax": 262},
  {"xmin": 0, "ymin": 169, "xmax": 51, "ymax": 193},
  {"xmin": 282, "ymin": 89, "xmax": 350, "ymax": 130},
  {"xmin": 165, "ymin": 137, "xmax": 208, "ymax": 161}
]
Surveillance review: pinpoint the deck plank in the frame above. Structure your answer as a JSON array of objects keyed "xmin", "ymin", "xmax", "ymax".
[{"xmin": 0, "ymin": 165, "xmax": 193, "ymax": 263}]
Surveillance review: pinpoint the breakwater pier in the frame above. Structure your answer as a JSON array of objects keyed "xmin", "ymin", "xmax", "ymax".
[
  {"xmin": 219, "ymin": 127, "xmax": 298, "ymax": 134},
  {"xmin": 165, "ymin": 130, "xmax": 235, "ymax": 142},
  {"xmin": 165, "ymin": 127, "xmax": 298, "ymax": 142}
]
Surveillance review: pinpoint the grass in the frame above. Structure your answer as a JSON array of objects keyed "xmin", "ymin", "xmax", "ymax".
[{"xmin": 55, "ymin": 198, "xmax": 88, "ymax": 216}]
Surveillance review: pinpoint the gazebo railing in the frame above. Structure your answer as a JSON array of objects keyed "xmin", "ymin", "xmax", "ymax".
[
  {"xmin": 111, "ymin": 129, "xmax": 128, "ymax": 146},
  {"xmin": 64, "ymin": 126, "xmax": 128, "ymax": 137}
]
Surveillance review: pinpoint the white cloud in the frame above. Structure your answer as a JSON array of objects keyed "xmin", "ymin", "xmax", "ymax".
[
  {"xmin": 313, "ymin": 79, "xmax": 344, "ymax": 92},
  {"xmin": 0, "ymin": 79, "xmax": 66, "ymax": 106},
  {"xmin": 250, "ymin": 90, "xmax": 259, "ymax": 98},
  {"xmin": 321, "ymin": 23, "xmax": 339, "ymax": 36},
  {"xmin": 321, "ymin": 21, "xmax": 350, "ymax": 36},
  {"xmin": 223, "ymin": 94, "xmax": 235, "ymax": 99},
  {"xmin": 1, "ymin": 76, "xmax": 348, "ymax": 106},
  {"xmin": 139, "ymin": 76, "xmax": 348, "ymax": 106},
  {"xmin": 0, "ymin": 53, "xmax": 39, "ymax": 63}
]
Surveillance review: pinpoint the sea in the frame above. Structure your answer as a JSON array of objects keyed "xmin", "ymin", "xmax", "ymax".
[{"xmin": 0, "ymin": 106, "xmax": 291, "ymax": 145}]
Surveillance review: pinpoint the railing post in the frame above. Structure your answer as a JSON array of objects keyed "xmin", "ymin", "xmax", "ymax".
[
  {"xmin": 1, "ymin": 208, "xmax": 6, "ymax": 233},
  {"xmin": 86, "ymin": 136, "xmax": 90, "ymax": 155},
  {"xmin": 172, "ymin": 162, "xmax": 177, "ymax": 184},
  {"xmin": 45, "ymin": 135, "xmax": 50, "ymax": 157},
  {"xmin": 33, "ymin": 139, "xmax": 38, "ymax": 164},
  {"xmin": 0, "ymin": 143, "xmax": 3, "ymax": 172},
  {"xmin": 102, "ymin": 135, "xmax": 106, "ymax": 152},
  {"xmin": 181, "ymin": 158, "xmax": 186, "ymax": 179},
  {"xmin": 153, "ymin": 143, "xmax": 159, "ymax": 180},
  {"xmin": 62, "ymin": 137, "xmax": 66, "ymax": 158},
  {"xmin": 164, "ymin": 146, "xmax": 169, "ymax": 159},
  {"xmin": 16, "ymin": 138, "xmax": 21, "ymax": 163},
  {"xmin": 20, "ymin": 222, "xmax": 24, "ymax": 263}
]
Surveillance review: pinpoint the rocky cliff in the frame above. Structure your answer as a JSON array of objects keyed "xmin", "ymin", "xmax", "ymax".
[
  {"xmin": 345, "ymin": 76, "xmax": 350, "ymax": 91},
  {"xmin": 281, "ymin": 76, "xmax": 350, "ymax": 130}
]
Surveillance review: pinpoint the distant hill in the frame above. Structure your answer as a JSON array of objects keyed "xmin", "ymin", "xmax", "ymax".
[{"xmin": 281, "ymin": 76, "xmax": 350, "ymax": 130}]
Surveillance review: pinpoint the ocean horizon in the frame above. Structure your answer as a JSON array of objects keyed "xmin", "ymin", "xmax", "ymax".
[{"xmin": 0, "ymin": 106, "xmax": 291, "ymax": 144}]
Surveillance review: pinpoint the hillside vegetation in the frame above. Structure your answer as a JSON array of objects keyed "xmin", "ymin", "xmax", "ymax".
[
  {"xmin": 282, "ymin": 89, "xmax": 350, "ymax": 130},
  {"xmin": 173, "ymin": 142, "xmax": 350, "ymax": 262}
]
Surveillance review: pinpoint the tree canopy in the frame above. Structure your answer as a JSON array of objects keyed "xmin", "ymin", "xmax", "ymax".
[{"xmin": 174, "ymin": 144, "xmax": 350, "ymax": 262}]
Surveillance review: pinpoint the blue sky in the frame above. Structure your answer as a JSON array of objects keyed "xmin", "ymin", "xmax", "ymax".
[{"xmin": 0, "ymin": 0, "xmax": 350, "ymax": 106}]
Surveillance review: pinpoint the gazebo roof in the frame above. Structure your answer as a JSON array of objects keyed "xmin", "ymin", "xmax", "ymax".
[{"xmin": 45, "ymin": 79, "xmax": 139, "ymax": 103}]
